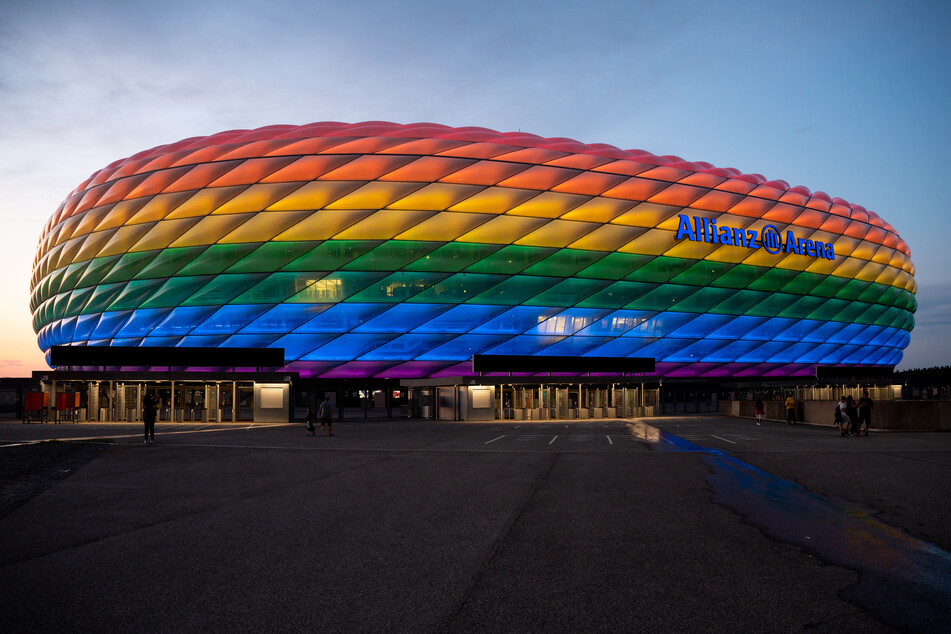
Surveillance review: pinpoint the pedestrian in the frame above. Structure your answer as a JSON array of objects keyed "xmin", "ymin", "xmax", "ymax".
[
  {"xmin": 846, "ymin": 395, "xmax": 859, "ymax": 437},
  {"xmin": 858, "ymin": 390, "xmax": 874, "ymax": 436},
  {"xmin": 836, "ymin": 396, "xmax": 851, "ymax": 437},
  {"xmin": 143, "ymin": 390, "xmax": 157, "ymax": 444},
  {"xmin": 754, "ymin": 398, "xmax": 764, "ymax": 425},
  {"xmin": 304, "ymin": 408, "xmax": 316, "ymax": 436},
  {"xmin": 784, "ymin": 393, "xmax": 796, "ymax": 425},
  {"xmin": 318, "ymin": 396, "xmax": 333, "ymax": 436}
]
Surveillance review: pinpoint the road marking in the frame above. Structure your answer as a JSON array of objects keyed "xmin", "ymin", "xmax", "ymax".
[
  {"xmin": 710, "ymin": 434, "xmax": 736, "ymax": 444},
  {"xmin": 549, "ymin": 435, "xmax": 558, "ymax": 445},
  {"xmin": 485, "ymin": 435, "xmax": 505, "ymax": 444},
  {"xmin": 607, "ymin": 435, "xmax": 613, "ymax": 444}
]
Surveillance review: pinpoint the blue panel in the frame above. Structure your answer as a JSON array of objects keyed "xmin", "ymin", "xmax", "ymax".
[
  {"xmin": 294, "ymin": 303, "xmax": 390, "ymax": 333},
  {"xmin": 860, "ymin": 325, "xmax": 888, "ymax": 346},
  {"xmin": 827, "ymin": 323, "xmax": 869, "ymax": 344},
  {"xmin": 575, "ymin": 310, "xmax": 655, "ymax": 336},
  {"xmin": 767, "ymin": 342, "xmax": 818, "ymax": 363},
  {"xmin": 527, "ymin": 308, "xmax": 613, "ymax": 336},
  {"xmin": 116, "ymin": 308, "xmax": 173, "ymax": 338},
  {"xmin": 706, "ymin": 315, "xmax": 768, "ymax": 340},
  {"xmin": 49, "ymin": 321, "xmax": 63, "ymax": 347},
  {"xmin": 416, "ymin": 334, "xmax": 513, "ymax": 361},
  {"xmin": 111, "ymin": 338, "xmax": 143, "ymax": 347},
  {"xmin": 192, "ymin": 304, "xmax": 273, "ymax": 335},
  {"xmin": 536, "ymin": 336, "xmax": 612, "ymax": 356},
  {"xmin": 775, "ymin": 319, "xmax": 822, "ymax": 344},
  {"xmin": 666, "ymin": 339, "xmax": 732, "ymax": 362},
  {"xmin": 91, "ymin": 311, "xmax": 133, "ymax": 340},
  {"xmin": 636, "ymin": 338, "xmax": 697, "ymax": 361},
  {"xmin": 152, "ymin": 306, "xmax": 219, "ymax": 336},
  {"xmin": 412, "ymin": 304, "xmax": 509, "ymax": 333},
  {"xmin": 669, "ymin": 314, "xmax": 734, "ymax": 339},
  {"xmin": 73, "ymin": 313, "xmax": 101, "ymax": 341},
  {"xmin": 140, "ymin": 336, "xmax": 184, "ymax": 347},
  {"xmin": 788, "ymin": 342, "xmax": 827, "ymax": 364},
  {"xmin": 302, "ymin": 333, "xmax": 398, "ymax": 361},
  {"xmin": 737, "ymin": 341, "xmax": 791, "ymax": 363},
  {"xmin": 484, "ymin": 335, "xmax": 565, "ymax": 356},
  {"xmin": 60, "ymin": 316, "xmax": 77, "ymax": 342},
  {"xmin": 843, "ymin": 345, "xmax": 879, "ymax": 365},
  {"xmin": 242, "ymin": 304, "xmax": 332, "ymax": 334},
  {"xmin": 701, "ymin": 339, "xmax": 767, "ymax": 363},
  {"xmin": 267, "ymin": 333, "xmax": 339, "ymax": 361},
  {"xmin": 220, "ymin": 334, "xmax": 282, "ymax": 348},
  {"xmin": 358, "ymin": 333, "xmax": 457, "ymax": 360},
  {"xmin": 800, "ymin": 320, "xmax": 848, "ymax": 344},
  {"xmin": 176, "ymin": 335, "xmax": 229, "ymax": 348},
  {"xmin": 884, "ymin": 329, "xmax": 910, "ymax": 348},
  {"xmin": 354, "ymin": 304, "xmax": 453, "ymax": 333},
  {"xmin": 804, "ymin": 343, "xmax": 839, "ymax": 364},
  {"xmin": 472, "ymin": 306, "xmax": 564, "ymax": 334},
  {"xmin": 745, "ymin": 318, "xmax": 798, "ymax": 342},
  {"xmin": 585, "ymin": 337, "xmax": 657, "ymax": 357},
  {"xmin": 623, "ymin": 312, "xmax": 697, "ymax": 337}
]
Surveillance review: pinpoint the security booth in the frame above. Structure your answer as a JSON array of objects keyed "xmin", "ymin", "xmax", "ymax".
[{"xmin": 36, "ymin": 346, "xmax": 295, "ymax": 424}]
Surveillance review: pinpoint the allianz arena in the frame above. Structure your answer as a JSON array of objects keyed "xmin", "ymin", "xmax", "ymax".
[{"xmin": 31, "ymin": 121, "xmax": 916, "ymax": 380}]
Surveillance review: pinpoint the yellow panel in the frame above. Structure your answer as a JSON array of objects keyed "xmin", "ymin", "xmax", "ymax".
[
  {"xmin": 272, "ymin": 210, "xmax": 374, "ymax": 241},
  {"xmin": 850, "ymin": 240, "xmax": 877, "ymax": 261},
  {"xmin": 566, "ymin": 224, "xmax": 646, "ymax": 252},
  {"xmin": 871, "ymin": 245, "xmax": 895, "ymax": 265},
  {"xmin": 892, "ymin": 270, "xmax": 913, "ymax": 292},
  {"xmin": 93, "ymin": 198, "xmax": 150, "ymax": 232},
  {"xmin": 333, "ymin": 210, "xmax": 437, "ymax": 240},
  {"xmin": 213, "ymin": 183, "xmax": 304, "ymax": 215},
  {"xmin": 738, "ymin": 248, "xmax": 786, "ymax": 269},
  {"xmin": 51, "ymin": 237, "xmax": 84, "ymax": 271},
  {"xmin": 218, "ymin": 210, "xmax": 314, "ymax": 244},
  {"xmin": 514, "ymin": 219, "xmax": 600, "ymax": 248},
  {"xmin": 128, "ymin": 218, "xmax": 203, "ymax": 252},
  {"xmin": 164, "ymin": 186, "xmax": 247, "ymax": 220},
  {"xmin": 831, "ymin": 257, "xmax": 866, "ymax": 280},
  {"xmin": 169, "ymin": 214, "xmax": 254, "ymax": 248},
  {"xmin": 832, "ymin": 235, "xmax": 861, "ymax": 256},
  {"xmin": 663, "ymin": 237, "xmax": 721, "ymax": 260},
  {"xmin": 324, "ymin": 182, "xmax": 424, "ymax": 210},
  {"xmin": 73, "ymin": 229, "xmax": 118, "ymax": 263},
  {"xmin": 888, "ymin": 251, "xmax": 910, "ymax": 271},
  {"xmin": 800, "ymin": 229, "xmax": 840, "ymax": 246},
  {"xmin": 775, "ymin": 253, "xmax": 811, "ymax": 272},
  {"xmin": 51, "ymin": 214, "xmax": 84, "ymax": 247},
  {"xmin": 803, "ymin": 255, "xmax": 840, "ymax": 276},
  {"xmin": 127, "ymin": 192, "xmax": 195, "ymax": 225},
  {"xmin": 394, "ymin": 211, "xmax": 492, "ymax": 241},
  {"xmin": 854, "ymin": 261, "xmax": 887, "ymax": 283},
  {"xmin": 385, "ymin": 183, "xmax": 483, "ymax": 211},
  {"xmin": 505, "ymin": 192, "xmax": 591, "ymax": 218},
  {"xmin": 704, "ymin": 243, "xmax": 758, "ymax": 264},
  {"xmin": 456, "ymin": 216, "xmax": 548, "ymax": 244},
  {"xmin": 96, "ymin": 223, "xmax": 157, "ymax": 257},
  {"xmin": 873, "ymin": 266, "xmax": 899, "ymax": 287},
  {"xmin": 559, "ymin": 197, "xmax": 635, "ymax": 223},
  {"xmin": 71, "ymin": 205, "xmax": 115, "ymax": 242},
  {"xmin": 266, "ymin": 181, "xmax": 366, "ymax": 211},
  {"xmin": 447, "ymin": 187, "xmax": 539, "ymax": 215},
  {"xmin": 616, "ymin": 229, "xmax": 678, "ymax": 256},
  {"xmin": 611, "ymin": 202, "xmax": 684, "ymax": 229}
]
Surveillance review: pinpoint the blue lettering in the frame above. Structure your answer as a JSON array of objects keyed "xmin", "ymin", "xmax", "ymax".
[
  {"xmin": 719, "ymin": 226, "xmax": 733, "ymax": 246},
  {"xmin": 676, "ymin": 214, "xmax": 695, "ymax": 241},
  {"xmin": 784, "ymin": 231, "xmax": 799, "ymax": 254},
  {"xmin": 747, "ymin": 229, "xmax": 758, "ymax": 248},
  {"xmin": 806, "ymin": 240, "xmax": 816, "ymax": 257},
  {"xmin": 733, "ymin": 227, "xmax": 746, "ymax": 247},
  {"xmin": 710, "ymin": 218, "xmax": 719, "ymax": 244},
  {"xmin": 824, "ymin": 244, "xmax": 835, "ymax": 260}
]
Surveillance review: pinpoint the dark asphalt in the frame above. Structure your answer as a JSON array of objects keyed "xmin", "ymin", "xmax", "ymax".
[{"xmin": 1, "ymin": 416, "xmax": 949, "ymax": 633}]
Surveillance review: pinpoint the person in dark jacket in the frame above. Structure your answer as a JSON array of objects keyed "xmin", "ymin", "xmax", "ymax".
[
  {"xmin": 143, "ymin": 390, "xmax": 158, "ymax": 444},
  {"xmin": 845, "ymin": 395, "xmax": 859, "ymax": 437},
  {"xmin": 858, "ymin": 390, "xmax": 874, "ymax": 436}
]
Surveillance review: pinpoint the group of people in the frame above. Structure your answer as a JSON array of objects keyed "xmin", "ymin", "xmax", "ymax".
[
  {"xmin": 835, "ymin": 390, "xmax": 874, "ymax": 437},
  {"xmin": 305, "ymin": 396, "xmax": 335, "ymax": 437},
  {"xmin": 753, "ymin": 394, "xmax": 799, "ymax": 426}
]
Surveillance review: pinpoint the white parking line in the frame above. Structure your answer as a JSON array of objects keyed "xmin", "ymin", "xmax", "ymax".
[
  {"xmin": 549, "ymin": 435, "xmax": 558, "ymax": 445},
  {"xmin": 710, "ymin": 435, "xmax": 736, "ymax": 444},
  {"xmin": 607, "ymin": 435, "xmax": 613, "ymax": 445},
  {"xmin": 485, "ymin": 435, "xmax": 506, "ymax": 444}
]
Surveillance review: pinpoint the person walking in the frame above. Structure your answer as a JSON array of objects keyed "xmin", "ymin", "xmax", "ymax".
[
  {"xmin": 846, "ymin": 395, "xmax": 860, "ymax": 437},
  {"xmin": 858, "ymin": 390, "xmax": 874, "ymax": 436},
  {"xmin": 754, "ymin": 398, "xmax": 764, "ymax": 425},
  {"xmin": 143, "ymin": 390, "xmax": 158, "ymax": 444},
  {"xmin": 318, "ymin": 396, "xmax": 334, "ymax": 436},
  {"xmin": 304, "ymin": 408, "xmax": 316, "ymax": 436},
  {"xmin": 836, "ymin": 396, "xmax": 851, "ymax": 437},
  {"xmin": 784, "ymin": 393, "xmax": 796, "ymax": 425}
]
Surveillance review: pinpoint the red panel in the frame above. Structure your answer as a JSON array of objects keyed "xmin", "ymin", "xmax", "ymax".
[
  {"xmin": 761, "ymin": 202, "xmax": 803, "ymax": 224},
  {"xmin": 165, "ymin": 160, "xmax": 243, "ymax": 191},
  {"xmin": 689, "ymin": 190, "xmax": 744, "ymax": 213},
  {"xmin": 318, "ymin": 155, "xmax": 417, "ymax": 181},
  {"xmin": 262, "ymin": 155, "xmax": 358, "ymax": 182},
  {"xmin": 648, "ymin": 184, "xmax": 706, "ymax": 207},
  {"xmin": 496, "ymin": 165, "xmax": 580, "ymax": 190},
  {"xmin": 591, "ymin": 160, "xmax": 654, "ymax": 176},
  {"xmin": 634, "ymin": 166, "xmax": 692, "ymax": 182},
  {"xmin": 728, "ymin": 197, "xmax": 775, "ymax": 218},
  {"xmin": 377, "ymin": 156, "xmax": 476, "ymax": 182},
  {"xmin": 790, "ymin": 209, "xmax": 828, "ymax": 230},
  {"xmin": 439, "ymin": 160, "xmax": 528, "ymax": 186}
]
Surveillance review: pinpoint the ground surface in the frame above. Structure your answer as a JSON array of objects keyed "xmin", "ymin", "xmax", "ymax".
[{"xmin": 1, "ymin": 416, "xmax": 949, "ymax": 633}]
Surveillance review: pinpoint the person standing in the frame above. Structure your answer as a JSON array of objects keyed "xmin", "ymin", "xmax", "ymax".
[
  {"xmin": 143, "ymin": 390, "xmax": 158, "ymax": 444},
  {"xmin": 846, "ymin": 395, "xmax": 860, "ymax": 437},
  {"xmin": 836, "ymin": 396, "xmax": 851, "ymax": 437},
  {"xmin": 304, "ymin": 408, "xmax": 316, "ymax": 436},
  {"xmin": 858, "ymin": 390, "xmax": 874, "ymax": 436},
  {"xmin": 318, "ymin": 396, "xmax": 334, "ymax": 437},
  {"xmin": 784, "ymin": 393, "xmax": 796, "ymax": 425},
  {"xmin": 754, "ymin": 398, "xmax": 764, "ymax": 425}
]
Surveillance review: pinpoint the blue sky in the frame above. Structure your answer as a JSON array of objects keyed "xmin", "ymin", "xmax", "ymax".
[{"xmin": 1, "ymin": 0, "xmax": 948, "ymax": 375}]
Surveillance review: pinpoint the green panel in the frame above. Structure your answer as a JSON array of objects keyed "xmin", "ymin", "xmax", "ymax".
[
  {"xmin": 828, "ymin": 300, "xmax": 875, "ymax": 324},
  {"xmin": 181, "ymin": 274, "xmax": 268, "ymax": 306},
  {"xmin": 576, "ymin": 281, "xmax": 658, "ymax": 309},
  {"xmin": 899, "ymin": 290, "xmax": 918, "ymax": 312},
  {"xmin": 80, "ymin": 282, "xmax": 127, "ymax": 315},
  {"xmin": 135, "ymin": 246, "xmax": 207, "ymax": 279},
  {"xmin": 523, "ymin": 249, "xmax": 609, "ymax": 278},
  {"xmin": 282, "ymin": 240, "xmax": 381, "ymax": 272},
  {"xmin": 855, "ymin": 282, "xmax": 894, "ymax": 306},
  {"xmin": 465, "ymin": 245, "xmax": 557, "ymax": 274},
  {"xmin": 743, "ymin": 292, "xmax": 800, "ymax": 318},
  {"xmin": 107, "ymin": 279, "xmax": 167, "ymax": 311},
  {"xmin": 177, "ymin": 243, "xmax": 261, "ymax": 275},
  {"xmin": 833, "ymin": 279, "xmax": 872, "ymax": 301},
  {"xmin": 882, "ymin": 308, "xmax": 913, "ymax": 330},
  {"xmin": 853, "ymin": 303, "xmax": 889, "ymax": 326},
  {"xmin": 51, "ymin": 292, "xmax": 70, "ymax": 321},
  {"xmin": 231, "ymin": 272, "xmax": 325, "ymax": 304},
  {"xmin": 809, "ymin": 275, "xmax": 850, "ymax": 298},
  {"xmin": 670, "ymin": 287, "xmax": 736, "ymax": 313},
  {"xmin": 780, "ymin": 272, "xmax": 823, "ymax": 296},
  {"xmin": 714, "ymin": 264, "xmax": 769, "ymax": 290},
  {"xmin": 624, "ymin": 283, "xmax": 699, "ymax": 311},
  {"xmin": 64, "ymin": 286, "xmax": 94, "ymax": 317},
  {"xmin": 710, "ymin": 289, "xmax": 770, "ymax": 315},
  {"xmin": 346, "ymin": 272, "xmax": 450, "ymax": 303},
  {"xmin": 59, "ymin": 261, "xmax": 92, "ymax": 293},
  {"xmin": 669, "ymin": 261, "xmax": 736, "ymax": 287},
  {"xmin": 286, "ymin": 271, "xmax": 389, "ymax": 303},
  {"xmin": 99, "ymin": 251, "xmax": 160, "ymax": 284},
  {"xmin": 625, "ymin": 256, "xmax": 694, "ymax": 283},
  {"xmin": 408, "ymin": 273, "xmax": 507, "ymax": 303},
  {"xmin": 404, "ymin": 242, "xmax": 503, "ymax": 273},
  {"xmin": 576, "ymin": 252, "xmax": 655, "ymax": 281},
  {"xmin": 524, "ymin": 278, "xmax": 611, "ymax": 307},
  {"xmin": 140, "ymin": 276, "xmax": 216, "ymax": 308},
  {"xmin": 747, "ymin": 268, "xmax": 799, "ymax": 292},
  {"xmin": 784, "ymin": 295, "xmax": 838, "ymax": 320},
  {"xmin": 468, "ymin": 275, "xmax": 561, "ymax": 305},
  {"xmin": 46, "ymin": 267, "xmax": 68, "ymax": 297},
  {"xmin": 75, "ymin": 255, "xmax": 121, "ymax": 288},
  {"xmin": 340, "ymin": 240, "xmax": 441, "ymax": 272},
  {"xmin": 226, "ymin": 241, "xmax": 318, "ymax": 274}
]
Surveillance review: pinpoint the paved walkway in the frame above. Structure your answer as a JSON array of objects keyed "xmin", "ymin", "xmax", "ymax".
[{"xmin": 1, "ymin": 416, "xmax": 949, "ymax": 632}]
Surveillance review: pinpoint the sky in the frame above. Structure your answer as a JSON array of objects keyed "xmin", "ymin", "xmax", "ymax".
[{"xmin": 1, "ymin": 0, "xmax": 949, "ymax": 377}]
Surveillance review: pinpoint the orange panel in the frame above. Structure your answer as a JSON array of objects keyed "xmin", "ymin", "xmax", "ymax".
[
  {"xmin": 747, "ymin": 185, "xmax": 784, "ymax": 200},
  {"xmin": 216, "ymin": 140, "xmax": 297, "ymax": 161},
  {"xmin": 93, "ymin": 199, "xmax": 150, "ymax": 231},
  {"xmin": 138, "ymin": 149, "xmax": 193, "ymax": 174},
  {"xmin": 560, "ymin": 198, "xmax": 634, "ymax": 223},
  {"xmin": 843, "ymin": 220, "xmax": 870, "ymax": 240},
  {"xmin": 127, "ymin": 167, "xmax": 194, "ymax": 199},
  {"xmin": 514, "ymin": 219, "xmax": 600, "ymax": 248},
  {"xmin": 165, "ymin": 186, "xmax": 248, "ymax": 219},
  {"xmin": 218, "ymin": 210, "xmax": 314, "ymax": 244},
  {"xmin": 612, "ymin": 203, "xmax": 683, "ymax": 228},
  {"xmin": 567, "ymin": 224, "xmax": 646, "ymax": 252},
  {"xmin": 319, "ymin": 136, "xmax": 408, "ymax": 154},
  {"xmin": 551, "ymin": 172, "xmax": 627, "ymax": 196},
  {"xmin": 262, "ymin": 136, "xmax": 354, "ymax": 156},
  {"xmin": 677, "ymin": 172, "xmax": 725, "ymax": 188},
  {"xmin": 492, "ymin": 148, "xmax": 567, "ymax": 164},
  {"xmin": 319, "ymin": 155, "xmax": 416, "ymax": 181},
  {"xmin": 127, "ymin": 192, "xmax": 195, "ymax": 224},
  {"xmin": 261, "ymin": 155, "xmax": 357, "ymax": 183},
  {"xmin": 439, "ymin": 160, "xmax": 527, "ymax": 186},
  {"xmin": 385, "ymin": 183, "xmax": 483, "ymax": 211},
  {"xmin": 438, "ymin": 142, "xmax": 518, "ymax": 160},
  {"xmin": 72, "ymin": 183, "xmax": 111, "ymax": 217},
  {"xmin": 213, "ymin": 183, "xmax": 305, "ymax": 214},
  {"xmin": 274, "ymin": 210, "xmax": 374, "ymax": 241},
  {"xmin": 779, "ymin": 191, "xmax": 809, "ymax": 206},
  {"xmin": 544, "ymin": 154, "xmax": 613, "ymax": 170},
  {"xmin": 804, "ymin": 197, "xmax": 832, "ymax": 212},
  {"xmin": 96, "ymin": 174, "xmax": 149, "ymax": 206},
  {"xmin": 633, "ymin": 166, "xmax": 692, "ymax": 182},
  {"xmin": 333, "ymin": 210, "xmax": 437, "ymax": 240},
  {"xmin": 496, "ymin": 165, "xmax": 579, "ymax": 190},
  {"xmin": 208, "ymin": 157, "xmax": 299, "ymax": 187},
  {"xmin": 818, "ymin": 215, "xmax": 849, "ymax": 234},
  {"xmin": 761, "ymin": 203, "xmax": 803, "ymax": 224},
  {"xmin": 170, "ymin": 144, "xmax": 239, "ymax": 167},
  {"xmin": 165, "ymin": 161, "xmax": 242, "ymax": 192},
  {"xmin": 506, "ymin": 192, "xmax": 590, "ymax": 218},
  {"xmin": 447, "ymin": 187, "xmax": 539, "ymax": 214},
  {"xmin": 377, "ymin": 138, "xmax": 467, "ymax": 155},
  {"xmin": 648, "ymin": 184, "xmax": 706, "ymax": 207},
  {"xmin": 591, "ymin": 160, "xmax": 654, "ymax": 177},
  {"xmin": 789, "ymin": 209, "xmax": 827, "ymax": 230},
  {"xmin": 864, "ymin": 226, "xmax": 887, "ymax": 245},
  {"xmin": 455, "ymin": 215, "xmax": 548, "ymax": 244},
  {"xmin": 378, "ymin": 156, "xmax": 475, "ymax": 182},
  {"xmin": 324, "ymin": 182, "xmax": 424, "ymax": 210},
  {"xmin": 601, "ymin": 178, "xmax": 668, "ymax": 202},
  {"xmin": 128, "ymin": 217, "xmax": 202, "ymax": 252},
  {"xmin": 727, "ymin": 197, "xmax": 774, "ymax": 219},
  {"xmin": 688, "ymin": 190, "xmax": 743, "ymax": 213},
  {"xmin": 394, "ymin": 211, "xmax": 492, "ymax": 241},
  {"xmin": 714, "ymin": 179, "xmax": 756, "ymax": 195}
]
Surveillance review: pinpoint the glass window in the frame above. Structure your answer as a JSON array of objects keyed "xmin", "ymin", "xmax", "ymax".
[
  {"xmin": 302, "ymin": 333, "xmax": 398, "ymax": 361},
  {"xmin": 709, "ymin": 264, "xmax": 768, "ymax": 289},
  {"xmin": 107, "ymin": 279, "xmax": 166, "ymax": 311},
  {"xmin": 151, "ymin": 306, "xmax": 219, "ymax": 336},
  {"xmin": 266, "ymin": 333, "xmax": 338, "ymax": 362},
  {"xmin": 80, "ymin": 282, "xmax": 126, "ymax": 315},
  {"xmin": 231, "ymin": 272, "xmax": 323, "ymax": 304},
  {"xmin": 710, "ymin": 290, "xmax": 769, "ymax": 315},
  {"xmin": 575, "ymin": 309, "xmax": 655, "ymax": 336},
  {"xmin": 281, "ymin": 240, "xmax": 383, "ymax": 272},
  {"xmin": 469, "ymin": 275, "xmax": 561, "ymax": 305},
  {"xmin": 624, "ymin": 312, "xmax": 698, "ymax": 337},
  {"xmin": 524, "ymin": 249, "xmax": 609, "ymax": 277},
  {"xmin": 747, "ymin": 268, "xmax": 800, "ymax": 292},
  {"xmin": 140, "ymin": 275, "xmax": 216, "ymax": 309},
  {"xmin": 90, "ymin": 310, "xmax": 133, "ymax": 340},
  {"xmin": 636, "ymin": 338, "xmax": 697, "ymax": 361},
  {"xmin": 286, "ymin": 271, "xmax": 389, "ymax": 303},
  {"xmin": 358, "ymin": 333, "xmax": 457, "ymax": 360},
  {"xmin": 669, "ymin": 261, "xmax": 736, "ymax": 287},
  {"xmin": 72, "ymin": 313, "xmax": 100, "ymax": 342},
  {"xmin": 116, "ymin": 308, "xmax": 173, "ymax": 338},
  {"xmin": 577, "ymin": 281, "xmax": 657, "ymax": 309},
  {"xmin": 483, "ymin": 335, "xmax": 565, "ymax": 356},
  {"xmin": 670, "ymin": 287, "xmax": 735, "ymax": 313},
  {"xmin": 669, "ymin": 313, "xmax": 735, "ymax": 338},
  {"xmin": 219, "ymin": 333, "xmax": 283, "ymax": 349},
  {"xmin": 744, "ymin": 317, "xmax": 798, "ymax": 341},
  {"xmin": 527, "ymin": 308, "xmax": 613, "ymax": 336},
  {"xmin": 778, "ymin": 295, "xmax": 832, "ymax": 320},
  {"xmin": 585, "ymin": 337, "xmax": 656, "ymax": 357},
  {"xmin": 625, "ymin": 284, "xmax": 699, "ymax": 312},
  {"xmin": 780, "ymin": 272, "xmax": 822, "ymax": 296},
  {"xmin": 59, "ymin": 261, "xmax": 91, "ymax": 293},
  {"xmin": 625, "ymin": 256, "xmax": 694, "ymax": 283},
  {"xmin": 175, "ymin": 335, "xmax": 228, "ymax": 348},
  {"xmin": 536, "ymin": 336, "xmax": 611, "ymax": 357},
  {"xmin": 667, "ymin": 339, "xmax": 732, "ymax": 363},
  {"xmin": 701, "ymin": 339, "xmax": 768, "ymax": 363}
]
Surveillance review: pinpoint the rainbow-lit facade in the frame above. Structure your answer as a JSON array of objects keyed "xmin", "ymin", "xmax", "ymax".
[{"xmin": 31, "ymin": 122, "xmax": 916, "ymax": 378}]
